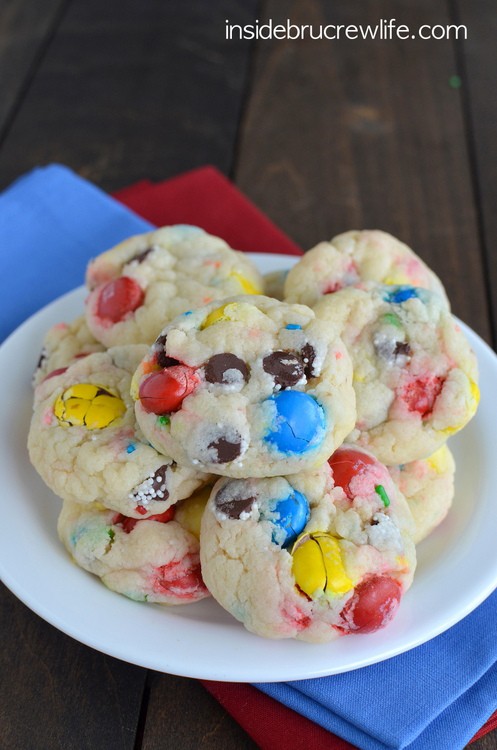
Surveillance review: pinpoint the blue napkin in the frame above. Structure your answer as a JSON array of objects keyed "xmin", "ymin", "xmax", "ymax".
[
  {"xmin": 257, "ymin": 587, "xmax": 497, "ymax": 749},
  {"xmin": 0, "ymin": 164, "xmax": 152, "ymax": 342},
  {"xmin": 2, "ymin": 164, "xmax": 496, "ymax": 750}
]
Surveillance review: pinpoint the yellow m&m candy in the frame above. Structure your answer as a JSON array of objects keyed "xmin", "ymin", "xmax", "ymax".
[
  {"xmin": 174, "ymin": 485, "xmax": 212, "ymax": 539},
  {"xmin": 291, "ymin": 531, "xmax": 353, "ymax": 599},
  {"xmin": 382, "ymin": 273, "xmax": 410, "ymax": 286},
  {"xmin": 201, "ymin": 302, "xmax": 254, "ymax": 330},
  {"xmin": 426, "ymin": 444, "xmax": 451, "ymax": 474},
  {"xmin": 201, "ymin": 303, "xmax": 233, "ymax": 329},
  {"xmin": 54, "ymin": 383, "xmax": 126, "ymax": 430},
  {"xmin": 441, "ymin": 379, "xmax": 480, "ymax": 436},
  {"xmin": 230, "ymin": 270, "xmax": 262, "ymax": 295},
  {"xmin": 470, "ymin": 379, "xmax": 480, "ymax": 411}
]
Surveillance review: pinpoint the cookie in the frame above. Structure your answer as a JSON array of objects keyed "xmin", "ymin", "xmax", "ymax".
[
  {"xmin": 33, "ymin": 315, "xmax": 105, "ymax": 387},
  {"xmin": 57, "ymin": 484, "xmax": 212, "ymax": 605},
  {"xmin": 388, "ymin": 444, "xmax": 455, "ymax": 543},
  {"xmin": 284, "ymin": 230, "xmax": 449, "ymax": 308},
  {"xmin": 133, "ymin": 295, "xmax": 356, "ymax": 478},
  {"xmin": 200, "ymin": 457, "xmax": 415, "ymax": 642},
  {"xmin": 28, "ymin": 346, "xmax": 210, "ymax": 518},
  {"xmin": 314, "ymin": 284, "xmax": 479, "ymax": 464},
  {"xmin": 85, "ymin": 225, "xmax": 264, "ymax": 346}
]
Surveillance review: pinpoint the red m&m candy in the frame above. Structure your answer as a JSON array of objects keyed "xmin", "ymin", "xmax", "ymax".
[
  {"xmin": 112, "ymin": 507, "xmax": 175, "ymax": 533},
  {"xmin": 335, "ymin": 575, "xmax": 402, "ymax": 634},
  {"xmin": 154, "ymin": 558, "xmax": 207, "ymax": 599},
  {"xmin": 97, "ymin": 277, "xmax": 145, "ymax": 323},
  {"xmin": 328, "ymin": 447, "xmax": 379, "ymax": 500},
  {"xmin": 42, "ymin": 366, "xmax": 68, "ymax": 382},
  {"xmin": 400, "ymin": 375, "xmax": 444, "ymax": 418},
  {"xmin": 139, "ymin": 365, "xmax": 199, "ymax": 415}
]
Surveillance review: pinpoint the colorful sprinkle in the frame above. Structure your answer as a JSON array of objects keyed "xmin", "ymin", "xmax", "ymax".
[
  {"xmin": 375, "ymin": 484, "xmax": 391, "ymax": 507},
  {"xmin": 382, "ymin": 312, "xmax": 402, "ymax": 328},
  {"xmin": 285, "ymin": 324, "xmax": 302, "ymax": 330},
  {"xmin": 383, "ymin": 286, "xmax": 419, "ymax": 304},
  {"xmin": 126, "ymin": 443, "xmax": 136, "ymax": 454},
  {"xmin": 130, "ymin": 465, "xmax": 170, "ymax": 504}
]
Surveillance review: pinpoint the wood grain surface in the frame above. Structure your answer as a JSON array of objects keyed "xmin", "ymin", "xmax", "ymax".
[
  {"xmin": 0, "ymin": 0, "xmax": 257, "ymax": 190},
  {"xmin": 235, "ymin": 0, "xmax": 491, "ymax": 340},
  {"xmin": 0, "ymin": 0, "xmax": 67, "ymax": 137},
  {"xmin": 0, "ymin": 1, "xmax": 495, "ymax": 749}
]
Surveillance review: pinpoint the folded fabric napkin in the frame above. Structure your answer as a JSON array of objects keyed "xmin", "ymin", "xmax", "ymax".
[
  {"xmin": 3, "ymin": 164, "xmax": 497, "ymax": 750},
  {"xmin": 113, "ymin": 165, "xmax": 302, "ymax": 256},
  {"xmin": 118, "ymin": 171, "xmax": 497, "ymax": 750},
  {"xmin": 114, "ymin": 167, "xmax": 302, "ymax": 255},
  {"xmin": 254, "ymin": 588, "xmax": 497, "ymax": 750},
  {"xmin": 0, "ymin": 164, "xmax": 152, "ymax": 342}
]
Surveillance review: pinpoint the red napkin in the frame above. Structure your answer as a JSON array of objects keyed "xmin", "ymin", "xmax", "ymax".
[
  {"xmin": 114, "ymin": 166, "xmax": 302, "ymax": 257},
  {"xmin": 115, "ymin": 165, "xmax": 496, "ymax": 750}
]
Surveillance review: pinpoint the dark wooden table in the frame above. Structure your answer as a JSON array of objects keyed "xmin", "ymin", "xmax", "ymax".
[{"xmin": 1, "ymin": 1, "xmax": 496, "ymax": 748}]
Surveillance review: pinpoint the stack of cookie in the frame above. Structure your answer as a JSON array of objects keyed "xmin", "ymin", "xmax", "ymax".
[{"xmin": 28, "ymin": 227, "xmax": 479, "ymax": 642}]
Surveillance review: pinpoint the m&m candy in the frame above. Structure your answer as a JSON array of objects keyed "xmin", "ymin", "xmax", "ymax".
[
  {"xmin": 335, "ymin": 575, "xmax": 402, "ymax": 634},
  {"xmin": 138, "ymin": 365, "xmax": 199, "ymax": 415},
  {"xmin": 264, "ymin": 390, "xmax": 326, "ymax": 454},
  {"xmin": 97, "ymin": 276, "xmax": 145, "ymax": 323},
  {"xmin": 54, "ymin": 383, "xmax": 126, "ymax": 429},
  {"xmin": 201, "ymin": 302, "xmax": 241, "ymax": 329},
  {"xmin": 261, "ymin": 489, "xmax": 310, "ymax": 547},
  {"xmin": 229, "ymin": 270, "xmax": 262, "ymax": 295},
  {"xmin": 400, "ymin": 375, "xmax": 444, "ymax": 418},
  {"xmin": 291, "ymin": 531, "xmax": 353, "ymax": 598},
  {"xmin": 174, "ymin": 485, "xmax": 212, "ymax": 539},
  {"xmin": 328, "ymin": 447, "xmax": 379, "ymax": 499},
  {"xmin": 112, "ymin": 507, "xmax": 176, "ymax": 534}
]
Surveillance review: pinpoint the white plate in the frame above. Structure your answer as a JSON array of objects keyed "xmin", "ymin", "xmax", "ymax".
[{"xmin": 1, "ymin": 252, "xmax": 496, "ymax": 683}]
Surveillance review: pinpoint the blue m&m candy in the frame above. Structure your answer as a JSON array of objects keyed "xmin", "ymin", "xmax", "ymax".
[
  {"xmin": 261, "ymin": 488, "xmax": 310, "ymax": 547},
  {"xmin": 264, "ymin": 390, "xmax": 326, "ymax": 454},
  {"xmin": 383, "ymin": 285, "xmax": 420, "ymax": 304}
]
